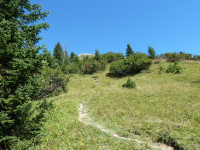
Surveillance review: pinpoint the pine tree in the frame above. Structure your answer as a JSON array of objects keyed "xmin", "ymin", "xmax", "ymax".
[
  {"xmin": 94, "ymin": 48, "xmax": 101, "ymax": 61},
  {"xmin": 148, "ymin": 46, "xmax": 156, "ymax": 59},
  {"xmin": 126, "ymin": 44, "xmax": 134, "ymax": 57},
  {"xmin": 53, "ymin": 42, "xmax": 63, "ymax": 65},
  {"xmin": 70, "ymin": 52, "xmax": 75, "ymax": 61},
  {"xmin": 0, "ymin": 0, "xmax": 51, "ymax": 148}
]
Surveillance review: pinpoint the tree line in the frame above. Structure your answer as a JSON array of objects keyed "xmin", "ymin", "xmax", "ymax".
[{"xmin": 50, "ymin": 42, "xmax": 157, "ymax": 75}]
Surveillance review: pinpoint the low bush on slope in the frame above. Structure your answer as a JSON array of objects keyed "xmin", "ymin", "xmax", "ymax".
[{"xmin": 109, "ymin": 53, "xmax": 152, "ymax": 77}]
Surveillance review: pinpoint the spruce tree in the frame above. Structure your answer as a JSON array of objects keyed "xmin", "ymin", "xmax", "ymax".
[
  {"xmin": 94, "ymin": 48, "xmax": 100, "ymax": 61},
  {"xmin": 148, "ymin": 46, "xmax": 156, "ymax": 59},
  {"xmin": 53, "ymin": 42, "xmax": 63, "ymax": 65},
  {"xmin": 0, "ymin": 0, "xmax": 51, "ymax": 148},
  {"xmin": 126, "ymin": 44, "xmax": 134, "ymax": 57},
  {"xmin": 70, "ymin": 52, "xmax": 75, "ymax": 61}
]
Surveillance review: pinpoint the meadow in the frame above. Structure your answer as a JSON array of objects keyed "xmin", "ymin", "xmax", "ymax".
[{"xmin": 15, "ymin": 60, "xmax": 200, "ymax": 150}]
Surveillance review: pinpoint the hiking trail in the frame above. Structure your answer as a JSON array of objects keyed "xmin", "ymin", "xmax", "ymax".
[{"xmin": 78, "ymin": 103, "xmax": 174, "ymax": 150}]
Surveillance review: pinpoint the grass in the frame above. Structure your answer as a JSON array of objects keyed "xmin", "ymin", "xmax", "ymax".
[{"xmin": 15, "ymin": 60, "xmax": 200, "ymax": 150}]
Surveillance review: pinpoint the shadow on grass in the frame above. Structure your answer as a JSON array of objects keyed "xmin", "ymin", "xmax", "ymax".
[
  {"xmin": 191, "ymin": 80, "xmax": 200, "ymax": 84},
  {"xmin": 157, "ymin": 133, "xmax": 185, "ymax": 150},
  {"xmin": 106, "ymin": 69, "xmax": 152, "ymax": 79}
]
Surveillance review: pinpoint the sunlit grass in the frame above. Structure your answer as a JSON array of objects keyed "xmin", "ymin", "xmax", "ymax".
[
  {"xmin": 88, "ymin": 60, "xmax": 200, "ymax": 150},
  {"xmin": 15, "ymin": 60, "xmax": 200, "ymax": 150}
]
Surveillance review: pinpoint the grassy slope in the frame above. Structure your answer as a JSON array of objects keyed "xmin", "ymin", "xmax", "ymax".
[
  {"xmin": 88, "ymin": 60, "xmax": 200, "ymax": 150},
  {"xmin": 16, "ymin": 60, "xmax": 200, "ymax": 150}
]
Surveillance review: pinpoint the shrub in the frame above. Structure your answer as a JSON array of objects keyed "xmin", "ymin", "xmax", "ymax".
[
  {"xmin": 101, "ymin": 52, "xmax": 124, "ymax": 63},
  {"xmin": 123, "ymin": 78, "xmax": 136, "ymax": 89},
  {"xmin": 193, "ymin": 55, "xmax": 200, "ymax": 60},
  {"xmin": 81, "ymin": 60, "xmax": 106, "ymax": 74},
  {"xmin": 165, "ymin": 53, "xmax": 182, "ymax": 62},
  {"xmin": 166, "ymin": 62, "xmax": 182, "ymax": 74},
  {"xmin": 109, "ymin": 53, "xmax": 152, "ymax": 77},
  {"xmin": 108, "ymin": 59, "xmax": 127, "ymax": 77},
  {"xmin": 37, "ymin": 67, "xmax": 69, "ymax": 99},
  {"xmin": 64, "ymin": 63, "xmax": 81, "ymax": 74}
]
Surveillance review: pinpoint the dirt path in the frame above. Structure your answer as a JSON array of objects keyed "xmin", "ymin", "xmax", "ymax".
[{"xmin": 78, "ymin": 104, "xmax": 174, "ymax": 150}]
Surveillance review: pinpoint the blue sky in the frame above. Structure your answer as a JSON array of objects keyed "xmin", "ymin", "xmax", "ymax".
[{"xmin": 35, "ymin": 0, "xmax": 200, "ymax": 55}]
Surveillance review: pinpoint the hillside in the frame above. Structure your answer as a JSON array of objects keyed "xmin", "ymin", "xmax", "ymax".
[
  {"xmin": 78, "ymin": 53, "xmax": 94, "ymax": 60},
  {"xmin": 15, "ymin": 60, "xmax": 200, "ymax": 150}
]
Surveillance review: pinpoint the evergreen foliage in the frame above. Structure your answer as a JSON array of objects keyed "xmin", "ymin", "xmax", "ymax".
[
  {"xmin": 63, "ymin": 49, "xmax": 69, "ymax": 65},
  {"xmin": 39, "ymin": 50, "xmax": 59, "ymax": 69},
  {"xmin": 0, "ymin": 0, "xmax": 56, "ymax": 148},
  {"xmin": 81, "ymin": 59, "xmax": 106, "ymax": 74},
  {"xmin": 64, "ymin": 63, "xmax": 81, "ymax": 74},
  {"xmin": 165, "ymin": 53, "xmax": 183, "ymax": 62},
  {"xmin": 122, "ymin": 78, "xmax": 136, "ymax": 89},
  {"xmin": 164, "ymin": 52, "xmax": 199, "ymax": 61},
  {"xmin": 101, "ymin": 52, "xmax": 124, "ymax": 63},
  {"xmin": 109, "ymin": 53, "xmax": 152, "ymax": 77},
  {"xmin": 94, "ymin": 48, "xmax": 100, "ymax": 61},
  {"xmin": 53, "ymin": 42, "xmax": 63, "ymax": 65},
  {"xmin": 126, "ymin": 44, "xmax": 134, "ymax": 57},
  {"xmin": 166, "ymin": 62, "xmax": 182, "ymax": 74},
  {"xmin": 70, "ymin": 52, "xmax": 79, "ymax": 63},
  {"xmin": 70, "ymin": 52, "xmax": 75, "ymax": 59},
  {"xmin": 193, "ymin": 55, "xmax": 200, "ymax": 60},
  {"xmin": 148, "ymin": 46, "xmax": 156, "ymax": 59},
  {"xmin": 62, "ymin": 52, "xmax": 80, "ymax": 74}
]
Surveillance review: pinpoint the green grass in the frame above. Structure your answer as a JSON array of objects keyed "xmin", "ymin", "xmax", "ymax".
[{"xmin": 15, "ymin": 60, "xmax": 200, "ymax": 150}]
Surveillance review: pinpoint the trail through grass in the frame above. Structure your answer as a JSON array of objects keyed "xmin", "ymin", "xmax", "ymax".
[
  {"xmin": 78, "ymin": 103, "xmax": 173, "ymax": 150},
  {"xmin": 15, "ymin": 60, "xmax": 200, "ymax": 150}
]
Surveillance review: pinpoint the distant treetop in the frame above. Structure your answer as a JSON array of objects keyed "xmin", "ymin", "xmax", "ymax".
[{"xmin": 126, "ymin": 44, "xmax": 134, "ymax": 57}]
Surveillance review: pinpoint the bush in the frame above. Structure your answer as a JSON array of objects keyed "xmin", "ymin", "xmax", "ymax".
[
  {"xmin": 64, "ymin": 63, "xmax": 81, "ymax": 74},
  {"xmin": 101, "ymin": 52, "xmax": 124, "ymax": 63},
  {"xmin": 166, "ymin": 62, "xmax": 182, "ymax": 74},
  {"xmin": 37, "ymin": 67, "xmax": 69, "ymax": 99},
  {"xmin": 193, "ymin": 55, "xmax": 200, "ymax": 60},
  {"xmin": 123, "ymin": 78, "xmax": 136, "ymax": 89},
  {"xmin": 81, "ymin": 59, "xmax": 106, "ymax": 74},
  {"xmin": 165, "ymin": 53, "xmax": 182, "ymax": 62},
  {"xmin": 109, "ymin": 53, "xmax": 152, "ymax": 77}
]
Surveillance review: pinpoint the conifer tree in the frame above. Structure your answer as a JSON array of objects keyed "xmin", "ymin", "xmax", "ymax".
[
  {"xmin": 70, "ymin": 52, "xmax": 79, "ymax": 63},
  {"xmin": 126, "ymin": 44, "xmax": 134, "ymax": 57},
  {"xmin": 94, "ymin": 48, "xmax": 101, "ymax": 61},
  {"xmin": 0, "ymin": 0, "xmax": 51, "ymax": 148},
  {"xmin": 53, "ymin": 42, "xmax": 63, "ymax": 65},
  {"xmin": 148, "ymin": 46, "xmax": 156, "ymax": 59},
  {"xmin": 70, "ymin": 52, "xmax": 75, "ymax": 61}
]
